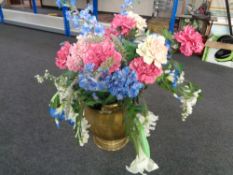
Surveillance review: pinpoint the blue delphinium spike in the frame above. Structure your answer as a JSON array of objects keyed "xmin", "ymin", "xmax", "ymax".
[
  {"xmin": 120, "ymin": 0, "xmax": 135, "ymax": 15},
  {"xmin": 55, "ymin": 119, "xmax": 60, "ymax": 128},
  {"xmin": 94, "ymin": 24, "xmax": 105, "ymax": 36},
  {"xmin": 49, "ymin": 107, "xmax": 65, "ymax": 128},
  {"xmin": 70, "ymin": 0, "xmax": 76, "ymax": 6},
  {"xmin": 67, "ymin": 119, "xmax": 75, "ymax": 126}
]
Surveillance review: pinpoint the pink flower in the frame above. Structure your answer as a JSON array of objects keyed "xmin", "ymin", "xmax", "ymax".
[
  {"xmin": 104, "ymin": 27, "xmax": 119, "ymax": 39},
  {"xmin": 83, "ymin": 39, "xmax": 122, "ymax": 73},
  {"xmin": 129, "ymin": 57, "xmax": 163, "ymax": 84},
  {"xmin": 110, "ymin": 14, "xmax": 136, "ymax": 36},
  {"xmin": 66, "ymin": 38, "xmax": 88, "ymax": 72},
  {"xmin": 174, "ymin": 25, "xmax": 204, "ymax": 56},
  {"xmin": 55, "ymin": 42, "xmax": 71, "ymax": 69}
]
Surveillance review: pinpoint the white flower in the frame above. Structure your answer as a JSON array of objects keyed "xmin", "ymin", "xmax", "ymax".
[
  {"xmin": 175, "ymin": 89, "xmax": 202, "ymax": 121},
  {"xmin": 65, "ymin": 108, "xmax": 77, "ymax": 124},
  {"xmin": 136, "ymin": 34, "xmax": 168, "ymax": 68},
  {"xmin": 178, "ymin": 72, "xmax": 185, "ymax": 84},
  {"xmin": 79, "ymin": 118, "xmax": 90, "ymax": 146},
  {"xmin": 126, "ymin": 147, "xmax": 159, "ymax": 175},
  {"xmin": 35, "ymin": 75, "xmax": 44, "ymax": 83},
  {"xmin": 137, "ymin": 111, "xmax": 159, "ymax": 137},
  {"xmin": 166, "ymin": 70, "xmax": 175, "ymax": 82},
  {"xmin": 127, "ymin": 11, "xmax": 147, "ymax": 32},
  {"xmin": 166, "ymin": 70, "xmax": 185, "ymax": 85}
]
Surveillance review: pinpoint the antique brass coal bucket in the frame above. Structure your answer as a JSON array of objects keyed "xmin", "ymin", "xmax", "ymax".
[{"xmin": 85, "ymin": 104, "xmax": 128, "ymax": 151}]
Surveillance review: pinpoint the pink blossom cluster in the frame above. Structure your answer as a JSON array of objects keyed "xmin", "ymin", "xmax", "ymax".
[
  {"xmin": 55, "ymin": 39, "xmax": 122, "ymax": 73},
  {"xmin": 106, "ymin": 14, "xmax": 136, "ymax": 37},
  {"xmin": 55, "ymin": 42, "xmax": 71, "ymax": 70},
  {"xmin": 130, "ymin": 57, "xmax": 163, "ymax": 84},
  {"xmin": 66, "ymin": 40, "xmax": 87, "ymax": 72},
  {"xmin": 83, "ymin": 39, "xmax": 122, "ymax": 73},
  {"xmin": 174, "ymin": 26, "xmax": 204, "ymax": 56}
]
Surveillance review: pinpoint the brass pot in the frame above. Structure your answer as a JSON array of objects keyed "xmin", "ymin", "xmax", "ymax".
[{"xmin": 84, "ymin": 104, "xmax": 128, "ymax": 151}]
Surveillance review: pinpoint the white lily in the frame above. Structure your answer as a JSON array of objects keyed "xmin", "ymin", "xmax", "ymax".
[{"xmin": 126, "ymin": 147, "xmax": 159, "ymax": 175}]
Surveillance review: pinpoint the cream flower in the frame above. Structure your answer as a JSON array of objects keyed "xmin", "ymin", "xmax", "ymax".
[
  {"xmin": 79, "ymin": 118, "xmax": 90, "ymax": 146},
  {"xmin": 137, "ymin": 34, "xmax": 168, "ymax": 68},
  {"xmin": 127, "ymin": 11, "xmax": 147, "ymax": 32},
  {"xmin": 137, "ymin": 111, "xmax": 159, "ymax": 137},
  {"xmin": 126, "ymin": 147, "xmax": 159, "ymax": 175}
]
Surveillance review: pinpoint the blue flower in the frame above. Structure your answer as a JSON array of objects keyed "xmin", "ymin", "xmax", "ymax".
[
  {"xmin": 49, "ymin": 107, "xmax": 77, "ymax": 127},
  {"xmin": 120, "ymin": 0, "xmax": 135, "ymax": 15},
  {"xmin": 65, "ymin": 3, "xmax": 105, "ymax": 37},
  {"xmin": 78, "ymin": 64, "xmax": 109, "ymax": 92},
  {"xmin": 78, "ymin": 65, "xmax": 143, "ymax": 100},
  {"xmin": 106, "ymin": 67, "xmax": 144, "ymax": 100},
  {"xmin": 80, "ymin": 23, "xmax": 92, "ymax": 36},
  {"xmin": 70, "ymin": 0, "xmax": 76, "ymax": 6},
  {"xmin": 94, "ymin": 23, "xmax": 105, "ymax": 36},
  {"xmin": 172, "ymin": 69, "xmax": 180, "ymax": 88},
  {"xmin": 67, "ymin": 119, "xmax": 75, "ymax": 126},
  {"xmin": 56, "ymin": 0, "xmax": 76, "ymax": 8},
  {"xmin": 92, "ymin": 93, "xmax": 99, "ymax": 100},
  {"xmin": 49, "ymin": 108, "xmax": 65, "ymax": 128}
]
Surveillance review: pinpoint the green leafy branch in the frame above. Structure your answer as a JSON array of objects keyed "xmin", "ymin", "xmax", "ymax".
[{"xmin": 123, "ymin": 98, "xmax": 150, "ymax": 157}]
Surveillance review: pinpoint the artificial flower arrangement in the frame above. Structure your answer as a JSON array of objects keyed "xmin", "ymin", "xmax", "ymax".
[{"xmin": 35, "ymin": 0, "xmax": 204, "ymax": 174}]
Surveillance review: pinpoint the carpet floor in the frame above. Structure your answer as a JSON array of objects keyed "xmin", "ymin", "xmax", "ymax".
[{"xmin": 0, "ymin": 24, "xmax": 233, "ymax": 175}]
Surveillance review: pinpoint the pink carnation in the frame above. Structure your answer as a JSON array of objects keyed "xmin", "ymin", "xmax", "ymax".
[
  {"xmin": 129, "ymin": 57, "xmax": 163, "ymax": 84},
  {"xmin": 174, "ymin": 25, "xmax": 204, "ymax": 56},
  {"xmin": 83, "ymin": 39, "xmax": 122, "ymax": 73},
  {"xmin": 55, "ymin": 42, "xmax": 71, "ymax": 69},
  {"xmin": 104, "ymin": 27, "xmax": 119, "ymax": 39},
  {"xmin": 110, "ymin": 14, "xmax": 136, "ymax": 36},
  {"xmin": 66, "ymin": 39, "xmax": 87, "ymax": 72}
]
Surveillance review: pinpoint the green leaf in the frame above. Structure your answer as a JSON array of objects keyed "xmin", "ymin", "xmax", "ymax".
[
  {"xmin": 122, "ymin": 99, "xmax": 151, "ymax": 157},
  {"xmin": 138, "ymin": 124, "xmax": 150, "ymax": 157},
  {"xmin": 122, "ymin": 39, "xmax": 139, "ymax": 62},
  {"xmin": 50, "ymin": 93, "xmax": 60, "ymax": 108},
  {"xmin": 162, "ymin": 29, "xmax": 174, "ymax": 42}
]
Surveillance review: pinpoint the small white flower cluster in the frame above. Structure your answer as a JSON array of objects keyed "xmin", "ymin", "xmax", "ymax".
[
  {"xmin": 137, "ymin": 111, "xmax": 159, "ymax": 137},
  {"xmin": 35, "ymin": 75, "xmax": 44, "ymax": 84},
  {"xmin": 174, "ymin": 89, "xmax": 202, "ymax": 121},
  {"xmin": 54, "ymin": 77, "xmax": 70, "ymax": 101},
  {"xmin": 34, "ymin": 70, "xmax": 55, "ymax": 84},
  {"xmin": 78, "ymin": 118, "xmax": 90, "ymax": 147}
]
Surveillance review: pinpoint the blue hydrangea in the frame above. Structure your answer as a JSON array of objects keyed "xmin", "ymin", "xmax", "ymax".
[
  {"xmin": 78, "ymin": 64, "xmax": 109, "ymax": 92},
  {"xmin": 78, "ymin": 65, "xmax": 143, "ymax": 100},
  {"xmin": 106, "ymin": 67, "xmax": 144, "ymax": 100}
]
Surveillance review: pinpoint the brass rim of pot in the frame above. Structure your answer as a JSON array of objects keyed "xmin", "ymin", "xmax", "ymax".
[{"xmin": 100, "ymin": 103, "xmax": 121, "ymax": 114}]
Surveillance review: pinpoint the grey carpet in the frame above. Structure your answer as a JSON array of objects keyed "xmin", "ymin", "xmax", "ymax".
[{"xmin": 0, "ymin": 24, "xmax": 233, "ymax": 175}]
